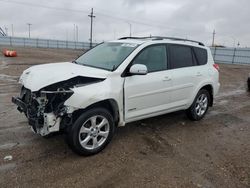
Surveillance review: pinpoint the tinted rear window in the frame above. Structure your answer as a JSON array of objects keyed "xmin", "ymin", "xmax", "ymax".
[
  {"xmin": 193, "ymin": 47, "xmax": 208, "ymax": 65},
  {"xmin": 169, "ymin": 45, "xmax": 194, "ymax": 69}
]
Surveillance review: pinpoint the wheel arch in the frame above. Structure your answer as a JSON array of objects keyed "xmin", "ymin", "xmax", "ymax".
[
  {"xmin": 199, "ymin": 84, "xmax": 214, "ymax": 107},
  {"xmin": 72, "ymin": 99, "xmax": 120, "ymax": 126}
]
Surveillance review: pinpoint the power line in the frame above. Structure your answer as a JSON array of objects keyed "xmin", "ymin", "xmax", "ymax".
[
  {"xmin": 0, "ymin": 0, "xmax": 198, "ymax": 33},
  {"xmin": 0, "ymin": 0, "xmax": 90, "ymax": 14}
]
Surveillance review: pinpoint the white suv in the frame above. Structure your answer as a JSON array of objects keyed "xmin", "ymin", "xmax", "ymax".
[{"xmin": 12, "ymin": 36, "xmax": 220, "ymax": 155}]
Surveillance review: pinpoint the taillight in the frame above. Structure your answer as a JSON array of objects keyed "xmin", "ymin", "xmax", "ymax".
[{"xmin": 213, "ymin": 64, "xmax": 220, "ymax": 71}]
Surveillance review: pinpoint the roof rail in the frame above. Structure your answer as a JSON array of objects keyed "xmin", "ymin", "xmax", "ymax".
[
  {"xmin": 119, "ymin": 37, "xmax": 152, "ymax": 40},
  {"xmin": 119, "ymin": 36, "xmax": 205, "ymax": 46},
  {"xmin": 152, "ymin": 36, "xmax": 205, "ymax": 46}
]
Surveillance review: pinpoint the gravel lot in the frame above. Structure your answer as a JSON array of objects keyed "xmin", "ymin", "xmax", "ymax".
[{"xmin": 0, "ymin": 46, "xmax": 249, "ymax": 188}]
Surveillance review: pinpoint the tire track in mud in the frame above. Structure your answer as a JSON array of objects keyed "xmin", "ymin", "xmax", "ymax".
[
  {"xmin": 0, "ymin": 73, "xmax": 19, "ymax": 94},
  {"xmin": 127, "ymin": 89, "xmax": 250, "ymax": 187}
]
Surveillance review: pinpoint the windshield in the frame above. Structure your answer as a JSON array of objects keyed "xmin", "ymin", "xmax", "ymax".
[{"xmin": 75, "ymin": 42, "xmax": 139, "ymax": 71}]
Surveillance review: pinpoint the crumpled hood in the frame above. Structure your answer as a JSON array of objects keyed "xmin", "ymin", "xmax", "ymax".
[{"xmin": 19, "ymin": 62, "xmax": 109, "ymax": 91}]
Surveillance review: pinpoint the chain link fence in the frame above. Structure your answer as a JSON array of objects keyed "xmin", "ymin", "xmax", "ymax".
[
  {"xmin": 211, "ymin": 47, "xmax": 250, "ymax": 65},
  {"xmin": 1, "ymin": 36, "xmax": 250, "ymax": 65},
  {"xmin": 0, "ymin": 36, "xmax": 93, "ymax": 50}
]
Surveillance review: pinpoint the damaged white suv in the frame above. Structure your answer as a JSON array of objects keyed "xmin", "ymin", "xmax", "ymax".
[{"xmin": 12, "ymin": 36, "xmax": 220, "ymax": 155}]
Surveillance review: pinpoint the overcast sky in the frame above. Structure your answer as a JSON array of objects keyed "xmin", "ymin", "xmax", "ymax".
[{"xmin": 1, "ymin": 0, "xmax": 250, "ymax": 47}]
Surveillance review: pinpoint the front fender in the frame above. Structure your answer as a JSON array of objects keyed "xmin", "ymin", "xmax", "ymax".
[{"xmin": 64, "ymin": 78, "xmax": 123, "ymax": 112}]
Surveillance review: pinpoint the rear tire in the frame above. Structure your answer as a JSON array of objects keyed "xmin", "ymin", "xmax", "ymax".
[
  {"xmin": 186, "ymin": 89, "xmax": 210, "ymax": 121},
  {"xmin": 67, "ymin": 108, "xmax": 115, "ymax": 156}
]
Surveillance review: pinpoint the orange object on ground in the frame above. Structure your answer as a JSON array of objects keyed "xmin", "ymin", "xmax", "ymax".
[{"xmin": 3, "ymin": 50, "xmax": 17, "ymax": 57}]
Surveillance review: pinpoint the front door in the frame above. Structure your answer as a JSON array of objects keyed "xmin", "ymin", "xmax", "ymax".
[{"xmin": 124, "ymin": 45, "xmax": 172, "ymax": 121}]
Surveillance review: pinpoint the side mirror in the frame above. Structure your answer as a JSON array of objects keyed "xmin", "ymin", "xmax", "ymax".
[{"xmin": 129, "ymin": 64, "xmax": 148, "ymax": 75}]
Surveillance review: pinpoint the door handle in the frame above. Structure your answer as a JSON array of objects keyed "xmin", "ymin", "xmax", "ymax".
[
  {"xmin": 196, "ymin": 72, "xmax": 202, "ymax": 76},
  {"xmin": 163, "ymin": 76, "xmax": 171, "ymax": 81}
]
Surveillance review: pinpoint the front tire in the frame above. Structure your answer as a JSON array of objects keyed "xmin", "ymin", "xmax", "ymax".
[
  {"xmin": 186, "ymin": 89, "xmax": 210, "ymax": 121},
  {"xmin": 67, "ymin": 108, "xmax": 115, "ymax": 156}
]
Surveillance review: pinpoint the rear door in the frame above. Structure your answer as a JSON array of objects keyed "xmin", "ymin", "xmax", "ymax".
[{"xmin": 168, "ymin": 44, "xmax": 202, "ymax": 106}]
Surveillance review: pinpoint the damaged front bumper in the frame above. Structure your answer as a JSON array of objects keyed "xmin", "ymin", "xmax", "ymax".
[
  {"xmin": 13, "ymin": 73, "xmax": 103, "ymax": 136},
  {"xmin": 11, "ymin": 84, "xmax": 76, "ymax": 136},
  {"xmin": 12, "ymin": 96, "xmax": 27, "ymax": 113},
  {"xmin": 12, "ymin": 96, "xmax": 62, "ymax": 136}
]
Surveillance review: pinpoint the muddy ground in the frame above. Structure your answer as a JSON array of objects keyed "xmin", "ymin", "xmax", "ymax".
[{"xmin": 0, "ymin": 46, "xmax": 249, "ymax": 188}]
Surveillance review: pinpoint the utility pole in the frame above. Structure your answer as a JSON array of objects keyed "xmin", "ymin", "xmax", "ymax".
[
  {"xmin": 232, "ymin": 37, "xmax": 236, "ymax": 48},
  {"xmin": 88, "ymin": 8, "xmax": 95, "ymax": 48},
  {"xmin": 76, "ymin": 25, "xmax": 78, "ymax": 42},
  {"xmin": 4, "ymin": 27, "xmax": 8, "ymax": 36},
  {"xmin": 27, "ymin": 23, "xmax": 32, "ymax": 38},
  {"xmin": 212, "ymin": 29, "xmax": 216, "ymax": 47},
  {"xmin": 11, "ymin": 24, "xmax": 14, "ymax": 36},
  {"xmin": 113, "ymin": 29, "xmax": 116, "ymax": 39},
  {"xmin": 127, "ymin": 22, "xmax": 132, "ymax": 37},
  {"xmin": 66, "ymin": 29, "xmax": 68, "ymax": 41},
  {"xmin": 73, "ymin": 24, "xmax": 76, "ymax": 41}
]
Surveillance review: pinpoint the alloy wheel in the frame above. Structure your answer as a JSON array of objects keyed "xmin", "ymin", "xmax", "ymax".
[{"xmin": 78, "ymin": 115, "xmax": 110, "ymax": 150}]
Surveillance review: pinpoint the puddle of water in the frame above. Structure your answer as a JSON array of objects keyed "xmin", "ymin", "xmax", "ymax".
[
  {"xmin": 0, "ymin": 126, "xmax": 26, "ymax": 133},
  {"xmin": 0, "ymin": 74, "xmax": 18, "ymax": 82},
  {"xmin": 207, "ymin": 110, "xmax": 220, "ymax": 116},
  {"xmin": 0, "ymin": 142, "xmax": 19, "ymax": 150},
  {"xmin": 0, "ymin": 60, "xmax": 9, "ymax": 70},
  {"xmin": 215, "ymin": 99, "xmax": 229, "ymax": 105},
  {"xmin": 216, "ymin": 89, "xmax": 246, "ymax": 98}
]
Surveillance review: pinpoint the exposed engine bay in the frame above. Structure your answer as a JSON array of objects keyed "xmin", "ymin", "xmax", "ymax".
[{"xmin": 12, "ymin": 76, "xmax": 104, "ymax": 136}]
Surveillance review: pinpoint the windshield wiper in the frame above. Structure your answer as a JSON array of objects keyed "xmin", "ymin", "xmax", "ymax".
[
  {"xmin": 72, "ymin": 61, "xmax": 112, "ymax": 71},
  {"xmin": 72, "ymin": 60, "xmax": 78, "ymax": 64},
  {"xmin": 111, "ymin": 65, "xmax": 116, "ymax": 71}
]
